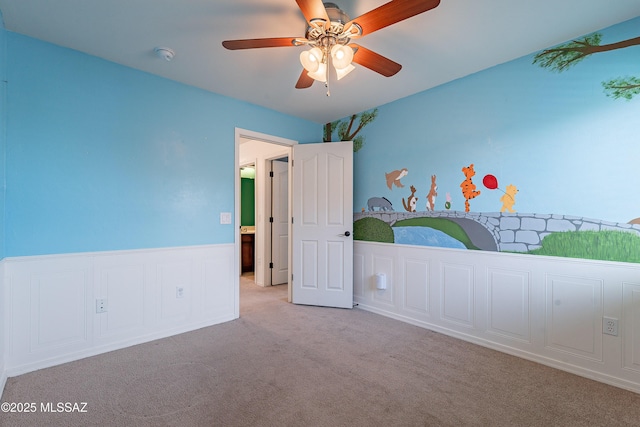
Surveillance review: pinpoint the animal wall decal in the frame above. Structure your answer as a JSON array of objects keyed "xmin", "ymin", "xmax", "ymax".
[
  {"xmin": 500, "ymin": 184, "xmax": 519, "ymax": 213},
  {"xmin": 460, "ymin": 164, "xmax": 481, "ymax": 213},
  {"xmin": 402, "ymin": 185, "xmax": 418, "ymax": 212},
  {"xmin": 385, "ymin": 168, "xmax": 408, "ymax": 189},
  {"xmin": 426, "ymin": 175, "xmax": 438, "ymax": 211},
  {"xmin": 445, "ymin": 192, "xmax": 452, "ymax": 210},
  {"xmin": 367, "ymin": 197, "xmax": 394, "ymax": 211},
  {"xmin": 482, "ymin": 174, "xmax": 519, "ymax": 213}
]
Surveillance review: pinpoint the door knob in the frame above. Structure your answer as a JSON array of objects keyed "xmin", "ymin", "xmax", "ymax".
[{"xmin": 344, "ymin": 231, "xmax": 351, "ymax": 237}]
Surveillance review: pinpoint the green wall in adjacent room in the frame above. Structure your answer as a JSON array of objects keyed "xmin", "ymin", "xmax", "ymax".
[{"xmin": 240, "ymin": 178, "xmax": 255, "ymax": 226}]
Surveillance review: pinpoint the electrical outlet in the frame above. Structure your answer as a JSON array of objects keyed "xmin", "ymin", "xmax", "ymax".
[
  {"xmin": 96, "ymin": 298, "xmax": 108, "ymax": 313},
  {"xmin": 603, "ymin": 317, "xmax": 618, "ymax": 336},
  {"xmin": 176, "ymin": 287, "xmax": 185, "ymax": 298}
]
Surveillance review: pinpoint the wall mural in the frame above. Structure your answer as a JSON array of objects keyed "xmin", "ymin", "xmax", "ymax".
[
  {"xmin": 348, "ymin": 18, "xmax": 640, "ymax": 264},
  {"xmin": 532, "ymin": 32, "xmax": 640, "ymax": 101},
  {"xmin": 324, "ymin": 108, "xmax": 378, "ymax": 152}
]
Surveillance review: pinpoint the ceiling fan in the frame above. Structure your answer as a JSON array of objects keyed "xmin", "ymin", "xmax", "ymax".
[{"xmin": 222, "ymin": 0, "xmax": 441, "ymax": 94}]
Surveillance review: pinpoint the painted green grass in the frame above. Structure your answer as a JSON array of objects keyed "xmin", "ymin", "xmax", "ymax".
[
  {"xmin": 354, "ymin": 217, "xmax": 394, "ymax": 243},
  {"xmin": 528, "ymin": 230, "xmax": 640, "ymax": 263},
  {"xmin": 393, "ymin": 217, "xmax": 479, "ymax": 250}
]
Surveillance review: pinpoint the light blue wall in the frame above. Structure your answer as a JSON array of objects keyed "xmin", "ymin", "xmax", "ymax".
[
  {"xmin": 0, "ymin": 13, "xmax": 6, "ymax": 260},
  {"xmin": 353, "ymin": 17, "xmax": 640, "ymax": 225},
  {"xmin": 4, "ymin": 33, "xmax": 319, "ymax": 257}
]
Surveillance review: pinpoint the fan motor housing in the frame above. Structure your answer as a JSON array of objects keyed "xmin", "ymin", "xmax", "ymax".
[
  {"xmin": 324, "ymin": 2, "xmax": 349, "ymax": 24},
  {"xmin": 305, "ymin": 2, "xmax": 357, "ymax": 46}
]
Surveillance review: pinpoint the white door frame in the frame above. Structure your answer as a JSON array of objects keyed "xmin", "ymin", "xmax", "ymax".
[{"xmin": 234, "ymin": 128, "xmax": 297, "ymax": 314}]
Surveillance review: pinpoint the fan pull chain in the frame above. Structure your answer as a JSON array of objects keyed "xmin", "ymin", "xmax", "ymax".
[{"xmin": 325, "ymin": 47, "xmax": 331, "ymax": 97}]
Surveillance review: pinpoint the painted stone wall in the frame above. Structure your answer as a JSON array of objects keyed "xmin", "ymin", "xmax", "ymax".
[{"xmin": 355, "ymin": 210, "xmax": 640, "ymax": 253}]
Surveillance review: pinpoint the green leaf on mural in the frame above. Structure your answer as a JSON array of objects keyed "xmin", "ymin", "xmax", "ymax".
[
  {"xmin": 533, "ymin": 33, "xmax": 603, "ymax": 72},
  {"xmin": 602, "ymin": 76, "xmax": 640, "ymax": 100}
]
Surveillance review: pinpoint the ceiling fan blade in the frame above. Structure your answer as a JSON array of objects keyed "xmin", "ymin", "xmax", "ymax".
[
  {"xmin": 350, "ymin": 44, "xmax": 402, "ymax": 77},
  {"xmin": 346, "ymin": 0, "xmax": 440, "ymax": 37},
  {"xmin": 222, "ymin": 37, "xmax": 300, "ymax": 50},
  {"xmin": 295, "ymin": 69, "xmax": 315, "ymax": 89},
  {"xmin": 295, "ymin": 0, "xmax": 330, "ymax": 25}
]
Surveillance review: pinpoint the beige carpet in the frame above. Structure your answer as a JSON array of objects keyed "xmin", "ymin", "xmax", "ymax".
[{"xmin": 2, "ymin": 277, "xmax": 640, "ymax": 426}]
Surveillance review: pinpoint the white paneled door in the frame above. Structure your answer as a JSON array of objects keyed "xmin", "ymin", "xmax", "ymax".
[
  {"xmin": 271, "ymin": 158, "xmax": 289, "ymax": 285},
  {"xmin": 292, "ymin": 141, "xmax": 353, "ymax": 309}
]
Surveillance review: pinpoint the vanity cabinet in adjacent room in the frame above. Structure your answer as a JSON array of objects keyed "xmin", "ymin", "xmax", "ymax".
[{"xmin": 241, "ymin": 233, "xmax": 254, "ymax": 273}]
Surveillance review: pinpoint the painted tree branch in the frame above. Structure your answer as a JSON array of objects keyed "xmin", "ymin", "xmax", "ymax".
[
  {"xmin": 533, "ymin": 33, "xmax": 640, "ymax": 72},
  {"xmin": 602, "ymin": 77, "xmax": 640, "ymax": 100},
  {"xmin": 323, "ymin": 108, "xmax": 378, "ymax": 152}
]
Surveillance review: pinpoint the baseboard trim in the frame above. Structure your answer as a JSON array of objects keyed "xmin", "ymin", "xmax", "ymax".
[
  {"xmin": 6, "ymin": 313, "xmax": 237, "ymax": 378},
  {"xmin": 0, "ymin": 369, "xmax": 7, "ymax": 399},
  {"xmin": 356, "ymin": 302, "xmax": 640, "ymax": 395}
]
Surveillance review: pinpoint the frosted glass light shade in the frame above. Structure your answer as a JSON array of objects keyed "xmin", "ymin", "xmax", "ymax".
[
  {"xmin": 335, "ymin": 63, "xmax": 355, "ymax": 80},
  {"xmin": 307, "ymin": 63, "xmax": 327, "ymax": 82},
  {"xmin": 331, "ymin": 44, "xmax": 354, "ymax": 70},
  {"xmin": 300, "ymin": 47, "xmax": 323, "ymax": 72}
]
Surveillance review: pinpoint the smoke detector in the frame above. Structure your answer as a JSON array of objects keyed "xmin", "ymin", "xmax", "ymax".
[{"xmin": 154, "ymin": 47, "xmax": 175, "ymax": 61}]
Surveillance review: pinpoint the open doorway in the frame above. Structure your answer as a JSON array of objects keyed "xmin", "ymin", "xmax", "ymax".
[
  {"xmin": 239, "ymin": 163, "xmax": 256, "ymax": 279},
  {"xmin": 235, "ymin": 129, "xmax": 297, "ymax": 308}
]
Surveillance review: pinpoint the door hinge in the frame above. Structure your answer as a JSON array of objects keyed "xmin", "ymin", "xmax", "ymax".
[
  {"xmin": 269, "ymin": 217, "xmax": 274, "ymax": 223},
  {"xmin": 269, "ymin": 171, "xmax": 274, "ymax": 177},
  {"xmin": 269, "ymin": 262, "xmax": 274, "ymax": 269},
  {"xmin": 291, "ymin": 274, "xmax": 294, "ymax": 281},
  {"xmin": 291, "ymin": 217, "xmax": 294, "ymax": 224}
]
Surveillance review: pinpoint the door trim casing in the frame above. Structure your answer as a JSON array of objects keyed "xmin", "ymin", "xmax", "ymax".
[{"xmin": 234, "ymin": 128, "xmax": 297, "ymax": 313}]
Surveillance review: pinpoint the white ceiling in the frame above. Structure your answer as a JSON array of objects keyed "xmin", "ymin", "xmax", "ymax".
[{"xmin": 1, "ymin": 0, "xmax": 640, "ymax": 124}]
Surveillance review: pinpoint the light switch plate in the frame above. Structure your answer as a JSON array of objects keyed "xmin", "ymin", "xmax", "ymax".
[{"xmin": 220, "ymin": 212, "xmax": 232, "ymax": 224}]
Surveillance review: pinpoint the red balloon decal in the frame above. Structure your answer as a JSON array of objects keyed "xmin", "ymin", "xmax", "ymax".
[{"xmin": 483, "ymin": 174, "xmax": 498, "ymax": 190}]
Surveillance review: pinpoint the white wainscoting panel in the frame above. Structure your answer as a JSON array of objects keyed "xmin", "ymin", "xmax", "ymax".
[
  {"xmin": 4, "ymin": 244, "xmax": 236, "ymax": 377},
  {"xmin": 31, "ymin": 270, "xmax": 88, "ymax": 351},
  {"xmin": 8, "ymin": 255, "xmax": 93, "ymax": 369},
  {"xmin": 354, "ymin": 241, "xmax": 640, "ymax": 394},
  {"xmin": 441, "ymin": 263, "xmax": 474, "ymax": 328},
  {"xmin": 486, "ymin": 268, "xmax": 530, "ymax": 343},
  {"xmin": 202, "ymin": 255, "xmax": 235, "ymax": 318},
  {"xmin": 353, "ymin": 253, "xmax": 365, "ymax": 299},
  {"xmin": 545, "ymin": 275, "xmax": 603, "ymax": 361},
  {"xmin": 159, "ymin": 260, "xmax": 192, "ymax": 321},
  {"xmin": 624, "ymin": 282, "xmax": 640, "ymax": 372},
  {"xmin": 96, "ymin": 261, "xmax": 146, "ymax": 340},
  {"xmin": 403, "ymin": 258, "xmax": 430, "ymax": 316}
]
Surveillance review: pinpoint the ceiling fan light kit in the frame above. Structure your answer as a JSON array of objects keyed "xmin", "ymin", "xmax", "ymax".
[
  {"xmin": 331, "ymin": 44, "xmax": 354, "ymax": 70},
  {"xmin": 222, "ymin": 0, "xmax": 441, "ymax": 94},
  {"xmin": 300, "ymin": 47, "xmax": 323, "ymax": 72},
  {"xmin": 308, "ymin": 63, "xmax": 328, "ymax": 82}
]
